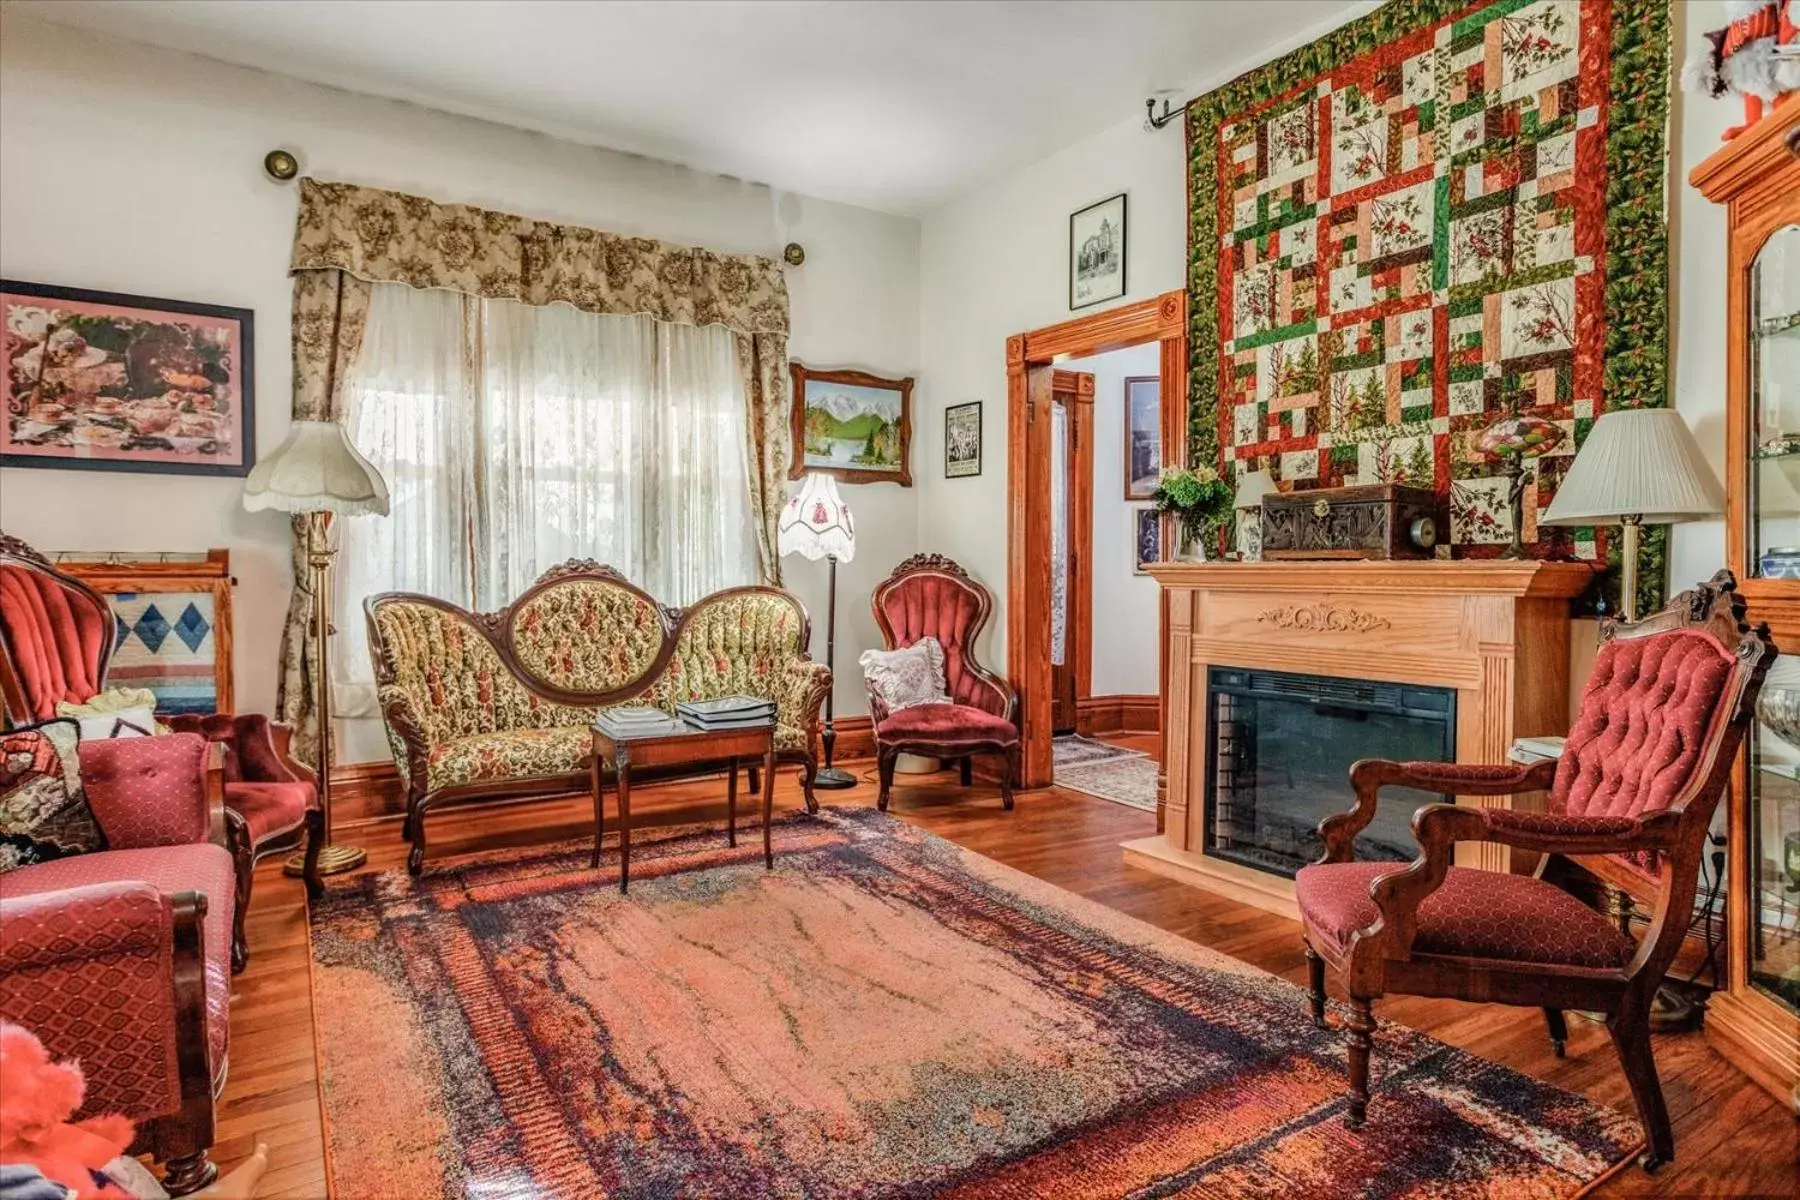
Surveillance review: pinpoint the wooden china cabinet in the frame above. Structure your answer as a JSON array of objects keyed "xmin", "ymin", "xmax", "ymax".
[{"xmin": 1690, "ymin": 99, "xmax": 1800, "ymax": 1113}]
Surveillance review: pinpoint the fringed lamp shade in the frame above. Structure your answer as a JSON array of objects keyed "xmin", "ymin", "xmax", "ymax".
[
  {"xmin": 1541, "ymin": 409, "xmax": 1722, "ymax": 527},
  {"xmin": 779, "ymin": 473, "xmax": 856, "ymax": 563},
  {"xmin": 242, "ymin": 420, "xmax": 390, "ymax": 517}
]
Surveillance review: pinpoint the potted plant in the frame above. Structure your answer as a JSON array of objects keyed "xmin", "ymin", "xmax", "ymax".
[{"xmin": 1151, "ymin": 465, "xmax": 1234, "ymax": 561}]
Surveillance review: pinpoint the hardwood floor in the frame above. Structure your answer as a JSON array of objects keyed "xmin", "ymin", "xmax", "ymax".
[{"xmin": 220, "ymin": 741, "xmax": 1797, "ymax": 1199}]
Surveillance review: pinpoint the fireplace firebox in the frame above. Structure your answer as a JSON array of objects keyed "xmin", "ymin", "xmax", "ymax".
[{"xmin": 1203, "ymin": 667, "xmax": 1456, "ymax": 878}]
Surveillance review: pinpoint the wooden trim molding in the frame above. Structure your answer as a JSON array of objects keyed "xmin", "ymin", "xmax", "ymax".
[{"xmin": 1075, "ymin": 694, "xmax": 1159, "ymax": 736}]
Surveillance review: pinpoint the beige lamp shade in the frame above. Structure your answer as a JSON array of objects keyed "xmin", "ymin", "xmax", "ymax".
[
  {"xmin": 1234, "ymin": 468, "xmax": 1278, "ymax": 510},
  {"xmin": 1541, "ymin": 409, "xmax": 1722, "ymax": 526},
  {"xmin": 778, "ymin": 472, "xmax": 856, "ymax": 562},
  {"xmin": 242, "ymin": 420, "xmax": 390, "ymax": 517}
]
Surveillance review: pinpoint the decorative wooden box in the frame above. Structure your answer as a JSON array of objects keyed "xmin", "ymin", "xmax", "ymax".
[{"xmin": 1261, "ymin": 484, "xmax": 1440, "ymax": 561}]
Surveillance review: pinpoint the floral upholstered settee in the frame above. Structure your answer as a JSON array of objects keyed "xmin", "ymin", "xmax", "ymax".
[{"xmin": 365, "ymin": 562, "xmax": 831, "ymax": 873}]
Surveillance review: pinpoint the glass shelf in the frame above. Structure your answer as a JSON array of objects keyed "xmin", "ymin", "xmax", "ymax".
[
  {"xmin": 1749, "ymin": 696, "xmax": 1800, "ymax": 1018},
  {"xmin": 1748, "ymin": 225, "xmax": 1800, "ymax": 576}
]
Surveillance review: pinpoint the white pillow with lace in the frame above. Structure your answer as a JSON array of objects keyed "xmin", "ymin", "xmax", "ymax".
[{"xmin": 859, "ymin": 637, "xmax": 948, "ymax": 712}]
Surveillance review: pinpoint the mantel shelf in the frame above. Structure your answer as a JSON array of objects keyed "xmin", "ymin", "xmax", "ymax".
[{"xmin": 1143, "ymin": 558, "xmax": 1594, "ymax": 599}]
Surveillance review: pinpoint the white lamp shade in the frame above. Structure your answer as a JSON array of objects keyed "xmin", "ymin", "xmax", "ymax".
[
  {"xmin": 779, "ymin": 473, "xmax": 856, "ymax": 562},
  {"xmin": 1235, "ymin": 468, "xmax": 1278, "ymax": 510},
  {"xmin": 242, "ymin": 420, "xmax": 390, "ymax": 517},
  {"xmin": 1541, "ymin": 409, "xmax": 1723, "ymax": 526}
]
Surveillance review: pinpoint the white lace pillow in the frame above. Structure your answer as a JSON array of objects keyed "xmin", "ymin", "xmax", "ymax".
[{"xmin": 860, "ymin": 637, "xmax": 949, "ymax": 712}]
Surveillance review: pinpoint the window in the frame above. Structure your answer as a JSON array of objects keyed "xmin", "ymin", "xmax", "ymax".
[{"xmin": 334, "ymin": 283, "xmax": 758, "ymax": 712}]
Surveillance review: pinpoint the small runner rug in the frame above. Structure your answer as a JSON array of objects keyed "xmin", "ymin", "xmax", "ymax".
[
  {"xmin": 309, "ymin": 809, "xmax": 1639, "ymax": 1199},
  {"xmin": 1055, "ymin": 754, "xmax": 1159, "ymax": 813}
]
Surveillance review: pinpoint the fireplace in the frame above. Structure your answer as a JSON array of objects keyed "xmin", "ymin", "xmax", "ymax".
[{"xmin": 1203, "ymin": 667, "xmax": 1455, "ymax": 878}]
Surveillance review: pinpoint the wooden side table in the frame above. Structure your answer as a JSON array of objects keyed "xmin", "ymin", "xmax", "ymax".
[{"xmin": 589, "ymin": 720, "xmax": 778, "ymax": 892}]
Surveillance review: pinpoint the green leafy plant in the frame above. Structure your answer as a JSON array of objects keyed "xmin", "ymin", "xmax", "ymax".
[{"xmin": 1152, "ymin": 465, "xmax": 1234, "ymax": 548}]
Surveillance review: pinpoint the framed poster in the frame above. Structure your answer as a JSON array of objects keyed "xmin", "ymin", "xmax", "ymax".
[
  {"xmin": 1132, "ymin": 508, "xmax": 1161, "ymax": 575},
  {"xmin": 1123, "ymin": 375, "xmax": 1161, "ymax": 499},
  {"xmin": 788, "ymin": 361, "xmax": 913, "ymax": 487},
  {"xmin": 1, "ymin": 280, "xmax": 254, "ymax": 477},
  {"xmin": 944, "ymin": 401, "xmax": 981, "ymax": 478},
  {"xmin": 1069, "ymin": 193, "xmax": 1127, "ymax": 310}
]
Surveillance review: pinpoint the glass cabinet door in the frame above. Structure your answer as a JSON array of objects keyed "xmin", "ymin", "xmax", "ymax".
[
  {"xmin": 1750, "ymin": 660, "xmax": 1800, "ymax": 1019},
  {"xmin": 1749, "ymin": 225, "xmax": 1800, "ymax": 577}
]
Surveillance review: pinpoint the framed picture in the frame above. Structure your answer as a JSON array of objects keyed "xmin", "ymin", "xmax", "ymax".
[
  {"xmin": 944, "ymin": 401, "xmax": 981, "ymax": 478},
  {"xmin": 1069, "ymin": 193, "xmax": 1127, "ymax": 310},
  {"xmin": 1, "ymin": 280, "xmax": 254, "ymax": 477},
  {"xmin": 788, "ymin": 361, "xmax": 913, "ymax": 486},
  {"xmin": 1132, "ymin": 508, "xmax": 1161, "ymax": 575},
  {"xmin": 1123, "ymin": 375, "xmax": 1161, "ymax": 499},
  {"xmin": 51, "ymin": 549, "xmax": 235, "ymax": 716}
]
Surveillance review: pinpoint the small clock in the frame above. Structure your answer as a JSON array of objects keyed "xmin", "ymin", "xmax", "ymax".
[{"xmin": 1410, "ymin": 515, "xmax": 1438, "ymax": 549}]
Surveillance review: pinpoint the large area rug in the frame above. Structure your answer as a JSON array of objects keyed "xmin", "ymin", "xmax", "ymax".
[{"xmin": 309, "ymin": 809, "xmax": 1639, "ymax": 1198}]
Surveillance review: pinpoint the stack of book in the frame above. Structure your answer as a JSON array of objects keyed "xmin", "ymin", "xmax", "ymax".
[
  {"xmin": 676, "ymin": 695, "xmax": 776, "ymax": 730},
  {"xmin": 595, "ymin": 705, "xmax": 687, "ymax": 738},
  {"xmin": 1508, "ymin": 735, "xmax": 1566, "ymax": 765}
]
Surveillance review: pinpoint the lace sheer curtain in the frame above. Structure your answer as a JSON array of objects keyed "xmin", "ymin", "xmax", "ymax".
[{"xmin": 335, "ymin": 282, "xmax": 759, "ymax": 709}]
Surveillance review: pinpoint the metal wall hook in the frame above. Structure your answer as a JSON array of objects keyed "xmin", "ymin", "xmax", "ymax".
[{"xmin": 1145, "ymin": 96, "xmax": 1186, "ymax": 131}]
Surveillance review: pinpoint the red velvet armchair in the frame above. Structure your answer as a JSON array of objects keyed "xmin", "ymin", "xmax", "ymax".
[
  {"xmin": 0, "ymin": 532, "xmax": 322, "ymax": 970},
  {"xmin": 869, "ymin": 554, "xmax": 1020, "ymax": 811},
  {"xmin": 1293, "ymin": 573, "xmax": 1774, "ymax": 1172},
  {"xmin": 0, "ymin": 731, "xmax": 236, "ymax": 1195}
]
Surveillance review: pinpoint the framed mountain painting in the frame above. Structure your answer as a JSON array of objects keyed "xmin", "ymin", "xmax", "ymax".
[{"xmin": 789, "ymin": 362, "xmax": 914, "ymax": 487}]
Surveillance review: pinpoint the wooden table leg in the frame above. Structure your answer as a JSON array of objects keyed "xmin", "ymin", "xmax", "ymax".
[
  {"xmin": 726, "ymin": 757, "xmax": 738, "ymax": 848},
  {"xmin": 762, "ymin": 742, "xmax": 777, "ymax": 870},
  {"xmin": 618, "ymin": 753, "xmax": 632, "ymax": 894},
  {"xmin": 590, "ymin": 752, "xmax": 604, "ymax": 870}
]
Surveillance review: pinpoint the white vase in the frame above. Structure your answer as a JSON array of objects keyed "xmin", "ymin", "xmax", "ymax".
[{"xmin": 1177, "ymin": 527, "xmax": 1207, "ymax": 562}]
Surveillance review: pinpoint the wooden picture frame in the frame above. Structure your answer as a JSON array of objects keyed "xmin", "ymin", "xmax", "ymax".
[
  {"xmin": 788, "ymin": 362, "xmax": 914, "ymax": 487},
  {"xmin": 1123, "ymin": 374, "xmax": 1161, "ymax": 499},
  {"xmin": 1, "ymin": 280, "xmax": 255, "ymax": 477},
  {"xmin": 51, "ymin": 549, "xmax": 235, "ymax": 716},
  {"xmin": 1069, "ymin": 193, "xmax": 1127, "ymax": 310},
  {"xmin": 944, "ymin": 401, "xmax": 982, "ymax": 478}
]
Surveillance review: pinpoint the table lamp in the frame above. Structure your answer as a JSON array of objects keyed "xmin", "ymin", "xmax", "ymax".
[
  {"xmin": 1233, "ymin": 468, "xmax": 1278, "ymax": 561},
  {"xmin": 1541, "ymin": 409, "xmax": 1722, "ymax": 621},
  {"xmin": 1477, "ymin": 413, "xmax": 1565, "ymax": 559},
  {"xmin": 778, "ymin": 473, "xmax": 856, "ymax": 789},
  {"xmin": 243, "ymin": 420, "xmax": 390, "ymax": 874}
]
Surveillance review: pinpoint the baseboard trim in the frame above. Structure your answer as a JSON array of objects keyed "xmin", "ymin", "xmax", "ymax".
[{"xmin": 1076, "ymin": 694, "xmax": 1159, "ymax": 736}]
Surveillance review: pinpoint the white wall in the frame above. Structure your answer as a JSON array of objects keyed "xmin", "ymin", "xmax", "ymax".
[
  {"xmin": 917, "ymin": 1, "xmax": 1743, "ymax": 672},
  {"xmin": 1056, "ymin": 343, "xmax": 1161, "ymax": 695},
  {"xmin": 0, "ymin": 13, "xmax": 919, "ymax": 760}
]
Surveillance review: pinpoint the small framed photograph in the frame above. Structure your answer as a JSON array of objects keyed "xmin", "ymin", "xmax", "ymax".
[
  {"xmin": 944, "ymin": 401, "xmax": 981, "ymax": 478},
  {"xmin": 788, "ymin": 361, "xmax": 913, "ymax": 487},
  {"xmin": 1133, "ymin": 508, "xmax": 1161, "ymax": 575},
  {"xmin": 1070, "ymin": 192, "xmax": 1127, "ymax": 310},
  {"xmin": 1, "ymin": 280, "xmax": 255, "ymax": 477},
  {"xmin": 1123, "ymin": 375, "xmax": 1160, "ymax": 499}
]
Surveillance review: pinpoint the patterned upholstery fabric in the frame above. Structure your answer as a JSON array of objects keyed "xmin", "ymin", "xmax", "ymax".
[
  {"xmin": 1294, "ymin": 861, "xmax": 1634, "ymax": 969},
  {"xmin": 508, "ymin": 579, "xmax": 668, "ymax": 695},
  {"xmin": 645, "ymin": 590, "xmax": 829, "ymax": 739},
  {"xmin": 1481, "ymin": 809, "xmax": 1641, "ymax": 840},
  {"xmin": 166, "ymin": 713, "xmax": 317, "ymax": 850},
  {"xmin": 874, "ymin": 571, "xmax": 1006, "ymax": 716},
  {"xmin": 77, "ymin": 734, "xmax": 211, "ymax": 850},
  {"xmin": 0, "ymin": 561, "xmax": 108, "ymax": 721},
  {"xmin": 228, "ymin": 782, "xmax": 314, "ymax": 843},
  {"xmin": 0, "ymin": 720, "xmax": 101, "ymax": 873},
  {"xmin": 426, "ymin": 723, "xmax": 809, "ymax": 793},
  {"xmin": 875, "ymin": 703, "xmax": 1019, "ymax": 747},
  {"xmin": 0, "ymin": 841, "xmax": 235, "ymax": 1101}
]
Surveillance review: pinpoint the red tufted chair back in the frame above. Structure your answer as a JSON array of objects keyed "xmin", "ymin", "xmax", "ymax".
[
  {"xmin": 0, "ymin": 536, "xmax": 113, "ymax": 726},
  {"xmin": 871, "ymin": 554, "xmax": 1010, "ymax": 718}
]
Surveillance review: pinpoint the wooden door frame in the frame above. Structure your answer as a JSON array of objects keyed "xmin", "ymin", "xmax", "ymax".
[
  {"xmin": 1049, "ymin": 370, "xmax": 1094, "ymax": 729},
  {"xmin": 1006, "ymin": 290, "xmax": 1188, "ymax": 791}
]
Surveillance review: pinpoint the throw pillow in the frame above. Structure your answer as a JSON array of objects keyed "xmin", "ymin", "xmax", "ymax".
[
  {"xmin": 58, "ymin": 688, "xmax": 169, "ymax": 736},
  {"xmin": 0, "ymin": 720, "xmax": 102, "ymax": 874},
  {"xmin": 859, "ymin": 638, "xmax": 949, "ymax": 712},
  {"xmin": 69, "ymin": 708, "xmax": 156, "ymax": 742}
]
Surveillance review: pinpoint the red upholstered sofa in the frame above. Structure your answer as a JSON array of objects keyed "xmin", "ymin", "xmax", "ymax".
[
  {"xmin": 0, "ymin": 731, "xmax": 234, "ymax": 1195},
  {"xmin": 0, "ymin": 533, "xmax": 322, "ymax": 969}
]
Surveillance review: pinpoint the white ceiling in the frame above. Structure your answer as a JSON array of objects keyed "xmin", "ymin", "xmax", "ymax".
[{"xmin": 8, "ymin": 0, "xmax": 1360, "ymax": 216}]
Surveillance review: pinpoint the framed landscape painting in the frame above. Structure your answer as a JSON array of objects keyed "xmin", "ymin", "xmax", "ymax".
[
  {"xmin": 945, "ymin": 401, "xmax": 981, "ymax": 478},
  {"xmin": 1, "ymin": 280, "xmax": 254, "ymax": 476},
  {"xmin": 1124, "ymin": 375, "xmax": 1160, "ymax": 499},
  {"xmin": 788, "ymin": 362, "xmax": 913, "ymax": 487},
  {"xmin": 1069, "ymin": 192, "xmax": 1126, "ymax": 310}
]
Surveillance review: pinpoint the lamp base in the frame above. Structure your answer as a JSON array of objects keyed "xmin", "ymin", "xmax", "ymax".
[
  {"xmin": 286, "ymin": 843, "xmax": 367, "ymax": 876},
  {"xmin": 813, "ymin": 766, "xmax": 858, "ymax": 790}
]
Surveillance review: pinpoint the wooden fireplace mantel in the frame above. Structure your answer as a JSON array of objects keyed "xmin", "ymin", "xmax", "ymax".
[{"xmin": 1127, "ymin": 559, "xmax": 1592, "ymax": 918}]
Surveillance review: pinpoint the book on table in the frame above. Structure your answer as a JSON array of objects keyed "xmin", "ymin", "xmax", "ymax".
[
  {"xmin": 595, "ymin": 706, "xmax": 688, "ymax": 738},
  {"xmin": 676, "ymin": 694, "xmax": 776, "ymax": 730}
]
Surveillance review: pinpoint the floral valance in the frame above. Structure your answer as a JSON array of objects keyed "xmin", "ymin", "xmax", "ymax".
[{"xmin": 290, "ymin": 177, "xmax": 789, "ymax": 336}]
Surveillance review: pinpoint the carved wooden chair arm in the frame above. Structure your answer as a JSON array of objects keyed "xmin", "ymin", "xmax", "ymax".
[{"xmin": 1318, "ymin": 758, "xmax": 1558, "ymax": 863}]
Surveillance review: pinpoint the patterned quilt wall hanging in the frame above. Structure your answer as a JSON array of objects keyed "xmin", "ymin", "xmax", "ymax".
[{"xmin": 1186, "ymin": 0, "xmax": 1672, "ymax": 610}]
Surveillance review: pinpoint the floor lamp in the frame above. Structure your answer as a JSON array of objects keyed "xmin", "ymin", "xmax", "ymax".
[
  {"xmin": 779, "ymin": 473, "xmax": 857, "ymax": 789},
  {"xmin": 243, "ymin": 420, "xmax": 391, "ymax": 874}
]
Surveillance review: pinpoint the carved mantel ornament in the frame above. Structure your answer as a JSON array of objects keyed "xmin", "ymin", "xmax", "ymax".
[{"xmin": 1257, "ymin": 602, "xmax": 1392, "ymax": 634}]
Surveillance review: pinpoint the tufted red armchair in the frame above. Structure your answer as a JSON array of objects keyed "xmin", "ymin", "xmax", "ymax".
[
  {"xmin": 868, "ymin": 554, "xmax": 1020, "ymax": 811},
  {"xmin": 1292, "ymin": 573, "xmax": 1774, "ymax": 1172},
  {"xmin": 0, "ymin": 533, "xmax": 321, "ymax": 969}
]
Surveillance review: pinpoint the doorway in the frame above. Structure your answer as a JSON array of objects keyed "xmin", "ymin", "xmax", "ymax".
[
  {"xmin": 1049, "ymin": 370, "xmax": 1094, "ymax": 734},
  {"xmin": 1005, "ymin": 290, "xmax": 1188, "ymax": 797}
]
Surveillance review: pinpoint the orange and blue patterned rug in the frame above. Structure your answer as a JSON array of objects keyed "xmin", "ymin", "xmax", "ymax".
[{"xmin": 309, "ymin": 808, "xmax": 1639, "ymax": 1198}]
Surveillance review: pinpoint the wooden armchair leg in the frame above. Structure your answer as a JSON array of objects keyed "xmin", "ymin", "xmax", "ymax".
[
  {"xmin": 999, "ymin": 745, "xmax": 1019, "ymax": 811},
  {"xmin": 800, "ymin": 755, "xmax": 819, "ymax": 814},
  {"xmin": 302, "ymin": 808, "xmax": 326, "ymax": 902},
  {"xmin": 959, "ymin": 756, "xmax": 973, "ymax": 786},
  {"xmin": 229, "ymin": 835, "xmax": 253, "ymax": 976},
  {"xmin": 1543, "ymin": 1007, "xmax": 1568, "ymax": 1058},
  {"xmin": 877, "ymin": 750, "xmax": 897, "ymax": 812},
  {"xmin": 1608, "ymin": 1009, "xmax": 1674, "ymax": 1171},
  {"xmin": 1344, "ymin": 997, "xmax": 1376, "ymax": 1129},
  {"xmin": 1304, "ymin": 945, "xmax": 1327, "ymax": 1028},
  {"xmin": 161, "ymin": 1151, "xmax": 217, "ymax": 1196},
  {"xmin": 747, "ymin": 765, "xmax": 762, "ymax": 795}
]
